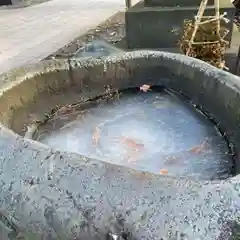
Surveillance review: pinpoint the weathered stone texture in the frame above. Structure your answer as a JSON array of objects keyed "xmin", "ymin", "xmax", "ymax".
[{"xmin": 0, "ymin": 51, "xmax": 240, "ymax": 239}]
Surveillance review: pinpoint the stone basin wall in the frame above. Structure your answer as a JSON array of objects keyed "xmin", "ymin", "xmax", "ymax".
[
  {"xmin": 1, "ymin": 51, "xmax": 240, "ymax": 169},
  {"xmin": 0, "ymin": 51, "xmax": 240, "ymax": 239}
]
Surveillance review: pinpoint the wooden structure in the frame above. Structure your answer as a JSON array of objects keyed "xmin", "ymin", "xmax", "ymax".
[{"xmin": 181, "ymin": 0, "xmax": 231, "ymax": 69}]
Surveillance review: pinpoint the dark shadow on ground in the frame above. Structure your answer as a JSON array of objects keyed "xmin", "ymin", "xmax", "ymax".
[
  {"xmin": 0, "ymin": 0, "xmax": 50, "ymax": 9},
  {"xmin": 225, "ymin": 52, "xmax": 240, "ymax": 76}
]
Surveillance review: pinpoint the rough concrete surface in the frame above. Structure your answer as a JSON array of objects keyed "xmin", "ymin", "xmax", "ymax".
[{"xmin": 0, "ymin": 51, "xmax": 240, "ymax": 239}]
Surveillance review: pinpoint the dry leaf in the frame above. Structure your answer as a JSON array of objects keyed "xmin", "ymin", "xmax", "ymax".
[
  {"xmin": 140, "ymin": 84, "xmax": 151, "ymax": 92},
  {"xmin": 121, "ymin": 137, "xmax": 144, "ymax": 152},
  {"xmin": 120, "ymin": 137, "xmax": 144, "ymax": 163},
  {"xmin": 57, "ymin": 106, "xmax": 72, "ymax": 115},
  {"xmin": 159, "ymin": 169, "xmax": 168, "ymax": 175},
  {"xmin": 189, "ymin": 140, "xmax": 208, "ymax": 154},
  {"xmin": 92, "ymin": 126, "xmax": 101, "ymax": 146}
]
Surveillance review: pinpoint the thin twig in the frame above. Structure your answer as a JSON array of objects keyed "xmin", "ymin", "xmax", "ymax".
[
  {"xmin": 195, "ymin": 14, "xmax": 226, "ymax": 19},
  {"xmin": 24, "ymin": 123, "xmax": 38, "ymax": 139},
  {"xmin": 223, "ymin": 65, "xmax": 229, "ymax": 70},
  {"xmin": 222, "ymin": 30, "xmax": 230, "ymax": 40},
  {"xmin": 189, "ymin": 39, "xmax": 228, "ymax": 45},
  {"xmin": 198, "ymin": 14, "xmax": 225, "ymax": 25}
]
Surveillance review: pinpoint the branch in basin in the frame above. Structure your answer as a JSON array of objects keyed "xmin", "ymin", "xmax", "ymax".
[{"xmin": 24, "ymin": 122, "xmax": 39, "ymax": 140}]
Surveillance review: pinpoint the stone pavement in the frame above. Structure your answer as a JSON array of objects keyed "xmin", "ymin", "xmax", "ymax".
[{"xmin": 0, "ymin": 0, "xmax": 128, "ymax": 74}]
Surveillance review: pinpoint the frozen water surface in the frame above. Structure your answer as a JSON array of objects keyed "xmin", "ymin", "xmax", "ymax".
[{"xmin": 38, "ymin": 88, "xmax": 233, "ymax": 180}]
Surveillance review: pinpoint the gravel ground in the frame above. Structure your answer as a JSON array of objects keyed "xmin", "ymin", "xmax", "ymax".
[{"xmin": 46, "ymin": 11, "xmax": 126, "ymax": 59}]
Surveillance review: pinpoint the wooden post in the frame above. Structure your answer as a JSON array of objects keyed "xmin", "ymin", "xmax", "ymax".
[
  {"xmin": 215, "ymin": 0, "xmax": 221, "ymax": 39},
  {"xmin": 0, "ymin": 0, "xmax": 12, "ymax": 5},
  {"xmin": 234, "ymin": 45, "xmax": 240, "ymax": 74},
  {"xmin": 125, "ymin": 0, "xmax": 131, "ymax": 9}
]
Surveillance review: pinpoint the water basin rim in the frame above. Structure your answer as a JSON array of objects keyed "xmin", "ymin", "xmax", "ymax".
[
  {"xmin": 1, "ymin": 50, "xmax": 240, "ymax": 92},
  {"xmin": 0, "ymin": 50, "xmax": 239, "ymax": 183},
  {"xmin": 33, "ymin": 85, "xmax": 235, "ymax": 181},
  {"xmin": 0, "ymin": 51, "xmax": 240, "ymax": 239}
]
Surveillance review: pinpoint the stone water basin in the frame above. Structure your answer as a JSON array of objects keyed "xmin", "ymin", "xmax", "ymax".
[
  {"xmin": 36, "ymin": 87, "xmax": 232, "ymax": 181},
  {"xmin": 1, "ymin": 51, "xmax": 240, "ymax": 239}
]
